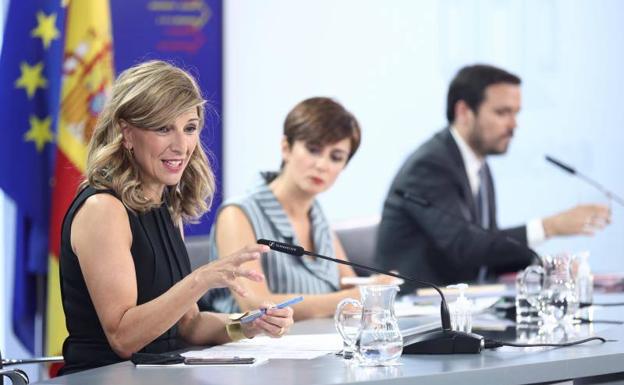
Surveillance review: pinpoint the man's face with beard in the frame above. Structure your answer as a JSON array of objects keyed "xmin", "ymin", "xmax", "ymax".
[{"xmin": 467, "ymin": 83, "xmax": 521, "ymax": 156}]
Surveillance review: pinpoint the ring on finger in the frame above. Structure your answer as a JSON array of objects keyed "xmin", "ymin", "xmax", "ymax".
[{"xmin": 277, "ymin": 327, "xmax": 285, "ymax": 336}]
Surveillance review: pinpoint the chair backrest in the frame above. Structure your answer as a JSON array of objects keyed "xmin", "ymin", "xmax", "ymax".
[
  {"xmin": 333, "ymin": 216, "xmax": 380, "ymax": 276},
  {"xmin": 184, "ymin": 234, "xmax": 212, "ymax": 271},
  {"xmin": 184, "ymin": 235, "xmax": 216, "ymax": 311}
]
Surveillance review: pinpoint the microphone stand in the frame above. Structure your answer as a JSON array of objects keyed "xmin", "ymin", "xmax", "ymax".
[
  {"xmin": 546, "ymin": 155, "xmax": 624, "ymax": 207},
  {"xmin": 257, "ymin": 239, "xmax": 485, "ymax": 354}
]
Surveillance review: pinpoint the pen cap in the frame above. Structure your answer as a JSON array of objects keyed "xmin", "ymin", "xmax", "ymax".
[{"xmin": 447, "ymin": 283, "xmax": 473, "ymax": 333}]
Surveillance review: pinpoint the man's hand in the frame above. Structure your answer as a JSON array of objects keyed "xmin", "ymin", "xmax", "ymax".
[{"xmin": 543, "ymin": 204, "xmax": 611, "ymax": 237}]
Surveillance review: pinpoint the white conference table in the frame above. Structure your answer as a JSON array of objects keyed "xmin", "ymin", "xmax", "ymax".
[{"xmin": 33, "ymin": 293, "xmax": 624, "ymax": 385}]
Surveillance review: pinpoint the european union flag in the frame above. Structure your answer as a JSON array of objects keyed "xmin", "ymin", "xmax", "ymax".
[{"xmin": 0, "ymin": 0, "xmax": 64, "ymax": 353}]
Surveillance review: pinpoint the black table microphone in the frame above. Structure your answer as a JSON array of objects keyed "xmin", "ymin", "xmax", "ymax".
[
  {"xmin": 257, "ymin": 238, "xmax": 484, "ymax": 354},
  {"xmin": 545, "ymin": 155, "xmax": 624, "ymax": 207}
]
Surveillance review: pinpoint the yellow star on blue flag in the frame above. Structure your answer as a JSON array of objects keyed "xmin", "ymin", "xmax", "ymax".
[
  {"xmin": 31, "ymin": 11, "xmax": 60, "ymax": 49},
  {"xmin": 15, "ymin": 61, "xmax": 48, "ymax": 99},
  {"xmin": 24, "ymin": 115, "xmax": 54, "ymax": 152}
]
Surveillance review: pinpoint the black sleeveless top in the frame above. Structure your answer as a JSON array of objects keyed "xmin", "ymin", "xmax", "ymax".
[{"xmin": 59, "ymin": 186, "xmax": 193, "ymax": 375}]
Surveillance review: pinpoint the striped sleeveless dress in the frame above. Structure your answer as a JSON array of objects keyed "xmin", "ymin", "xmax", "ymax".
[{"xmin": 206, "ymin": 183, "xmax": 340, "ymax": 313}]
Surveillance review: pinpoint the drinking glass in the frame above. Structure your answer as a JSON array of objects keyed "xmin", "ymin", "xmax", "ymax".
[
  {"xmin": 538, "ymin": 254, "xmax": 579, "ymax": 327},
  {"xmin": 516, "ymin": 266, "xmax": 544, "ymax": 325}
]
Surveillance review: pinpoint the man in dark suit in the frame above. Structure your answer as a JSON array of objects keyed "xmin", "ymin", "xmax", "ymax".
[{"xmin": 375, "ymin": 64, "xmax": 611, "ymax": 290}]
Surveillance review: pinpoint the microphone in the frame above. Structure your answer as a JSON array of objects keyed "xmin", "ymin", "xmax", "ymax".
[
  {"xmin": 545, "ymin": 155, "xmax": 624, "ymax": 207},
  {"xmin": 257, "ymin": 238, "xmax": 484, "ymax": 354},
  {"xmin": 394, "ymin": 189, "xmax": 541, "ymax": 264}
]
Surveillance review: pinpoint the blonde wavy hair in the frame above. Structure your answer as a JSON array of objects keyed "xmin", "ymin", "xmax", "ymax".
[{"xmin": 82, "ymin": 60, "xmax": 216, "ymax": 224}]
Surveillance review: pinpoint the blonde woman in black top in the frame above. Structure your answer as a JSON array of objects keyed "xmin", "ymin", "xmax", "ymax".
[{"xmin": 59, "ymin": 61, "xmax": 293, "ymax": 374}]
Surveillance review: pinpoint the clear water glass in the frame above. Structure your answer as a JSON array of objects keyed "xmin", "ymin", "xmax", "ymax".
[{"xmin": 516, "ymin": 266, "xmax": 543, "ymax": 325}]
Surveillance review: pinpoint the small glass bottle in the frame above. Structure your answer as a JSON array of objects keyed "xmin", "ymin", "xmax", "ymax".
[{"xmin": 447, "ymin": 283, "xmax": 473, "ymax": 333}]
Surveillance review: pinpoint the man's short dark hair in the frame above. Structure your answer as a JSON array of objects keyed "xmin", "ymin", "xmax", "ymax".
[{"xmin": 446, "ymin": 64, "xmax": 521, "ymax": 123}]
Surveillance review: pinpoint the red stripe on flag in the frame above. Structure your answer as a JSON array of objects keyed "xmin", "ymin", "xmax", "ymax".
[{"xmin": 49, "ymin": 150, "xmax": 84, "ymax": 259}]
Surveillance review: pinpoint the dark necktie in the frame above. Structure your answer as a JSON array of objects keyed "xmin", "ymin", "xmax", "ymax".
[
  {"xmin": 476, "ymin": 163, "xmax": 490, "ymax": 282},
  {"xmin": 476, "ymin": 164, "xmax": 490, "ymax": 230}
]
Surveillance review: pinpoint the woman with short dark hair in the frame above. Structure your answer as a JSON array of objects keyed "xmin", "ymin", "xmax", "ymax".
[{"xmin": 207, "ymin": 97, "xmax": 395, "ymax": 320}]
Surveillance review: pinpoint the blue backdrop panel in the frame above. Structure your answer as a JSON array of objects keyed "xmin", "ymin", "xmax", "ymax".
[{"xmin": 110, "ymin": 0, "xmax": 223, "ymax": 235}]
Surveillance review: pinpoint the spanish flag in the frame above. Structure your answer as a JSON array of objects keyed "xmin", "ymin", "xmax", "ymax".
[{"xmin": 46, "ymin": 0, "xmax": 114, "ymax": 376}]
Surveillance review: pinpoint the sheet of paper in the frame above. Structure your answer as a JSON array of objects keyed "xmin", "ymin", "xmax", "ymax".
[
  {"xmin": 136, "ymin": 359, "xmax": 267, "ymax": 368},
  {"xmin": 183, "ymin": 334, "xmax": 343, "ymax": 361}
]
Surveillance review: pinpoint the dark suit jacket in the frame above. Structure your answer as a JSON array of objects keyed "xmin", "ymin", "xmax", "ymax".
[{"xmin": 374, "ymin": 128, "xmax": 533, "ymax": 291}]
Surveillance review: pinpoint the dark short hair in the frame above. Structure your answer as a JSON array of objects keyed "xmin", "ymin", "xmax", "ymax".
[
  {"xmin": 262, "ymin": 97, "xmax": 362, "ymax": 184},
  {"xmin": 283, "ymin": 97, "xmax": 361, "ymax": 160},
  {"xmin": 446, "ymin": 64, "xmax": 521, "ymax": 123}
]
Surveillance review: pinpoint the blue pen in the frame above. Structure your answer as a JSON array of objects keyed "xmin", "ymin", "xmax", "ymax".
[{"xmin": 240, "ymin": 296, "xmax": 304, "ymax": 323}]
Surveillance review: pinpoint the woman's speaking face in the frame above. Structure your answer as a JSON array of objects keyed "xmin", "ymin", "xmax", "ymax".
[{"xmin": 122, "ymin": 109, "xmax": 199, "ymax": 202}]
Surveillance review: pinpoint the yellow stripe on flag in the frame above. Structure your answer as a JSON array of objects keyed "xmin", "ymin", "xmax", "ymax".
[{"xmin": 45, "ymin": 255, "xmax": 67, "ymax": 355}]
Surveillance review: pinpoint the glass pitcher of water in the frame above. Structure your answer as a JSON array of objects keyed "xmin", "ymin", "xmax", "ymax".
[{"xmin": 335, "ymin": 285, "xmax": 403, "ymax": 366}]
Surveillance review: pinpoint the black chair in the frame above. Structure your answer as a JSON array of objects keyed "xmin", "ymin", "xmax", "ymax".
[
  {"xmin": 185, "ymin": 234, "xmax": 212, "ymax": 271},
  {"xmin": 334, "ymin": 216, "xmax": 380, "ymax": 276},
  {"xmin": 185, "ymin": 234, "xmax": 216, "ymax": 311}
]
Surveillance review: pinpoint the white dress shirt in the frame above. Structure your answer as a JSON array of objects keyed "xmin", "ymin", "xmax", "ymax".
[{"xmin": 450, "ymin": 127, "xmax": 545, "ymax": 247}]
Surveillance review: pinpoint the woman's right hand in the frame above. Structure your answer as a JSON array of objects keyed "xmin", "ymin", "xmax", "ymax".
[{"xmin": 196, "ymin": 244, "xmax": 269, "ymax": 297}]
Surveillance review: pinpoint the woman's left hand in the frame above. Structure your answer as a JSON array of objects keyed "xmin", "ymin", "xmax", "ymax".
[{"xmin": 241, "ymin": 301, "xmax": 294, "ymax": 338}]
